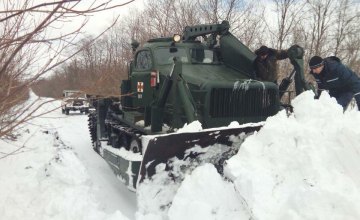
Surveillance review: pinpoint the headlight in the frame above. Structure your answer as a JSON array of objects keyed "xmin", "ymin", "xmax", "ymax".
[{"xmin": 173, "ymin": 34, "xmax": 181, "ymax": 42}]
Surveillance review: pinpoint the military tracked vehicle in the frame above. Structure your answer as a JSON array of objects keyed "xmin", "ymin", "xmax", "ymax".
[{"xmin": 88, "ymin": 21, "xmax": 306, "ymax": 191}]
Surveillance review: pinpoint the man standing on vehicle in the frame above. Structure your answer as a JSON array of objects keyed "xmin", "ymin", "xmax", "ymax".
[
  {"xmin": 252, "ymin": 45, "xmax": 288, "ymax": 83},
  {"xmin": 309, "ymin": 55, "xmax": 360, "ymax": 110}
]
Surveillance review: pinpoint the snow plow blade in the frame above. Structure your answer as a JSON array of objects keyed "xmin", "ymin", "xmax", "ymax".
[{"xmin": 139, "ymin": 124, "xmax": 262, "ymax": 183}]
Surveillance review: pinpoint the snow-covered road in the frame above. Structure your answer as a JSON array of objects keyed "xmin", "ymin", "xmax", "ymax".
[
  {"xmin": 0, "ymin": 97, "xmax": 136, "ymax": 220},
  {"xmin": 54, "ymin": 111, "xmax": 137, "ymax": 219}
]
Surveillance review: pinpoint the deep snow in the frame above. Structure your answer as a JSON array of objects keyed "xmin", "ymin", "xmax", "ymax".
[
  {"xmin": 1, "ymin": 91, "xmax": 360, "ymax": 220},
  {"xmin": 0, "ymin": 94, "xmax": 134, "ymax": 220}
]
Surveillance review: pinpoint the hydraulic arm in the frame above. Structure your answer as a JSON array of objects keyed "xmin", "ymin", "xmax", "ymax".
[
  {"xmin": 182, "ymin": 21, "xmax": 230, "ymax": 41},
  {"xmin": 151, "ymin": 58, "xmax": 198, "ymax": 132}
]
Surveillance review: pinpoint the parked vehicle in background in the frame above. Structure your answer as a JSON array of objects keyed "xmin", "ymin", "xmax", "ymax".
[{"xmin": 61, "ymin": 90, "xmax": 90, "ymax": 115}]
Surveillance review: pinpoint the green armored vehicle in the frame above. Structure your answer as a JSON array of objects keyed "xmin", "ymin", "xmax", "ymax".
[{"xmin": 88, "ymin": 21, "xmax": 306, "ymax": 191}]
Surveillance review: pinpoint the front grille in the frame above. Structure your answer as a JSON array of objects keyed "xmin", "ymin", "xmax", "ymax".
[
  {"xmin": 210, "ymin": 87, "xmax": 278, "ymax": 117},
  {"xmin": 73, "ymin": 100, "xmax": 84, "ymax": 106}
]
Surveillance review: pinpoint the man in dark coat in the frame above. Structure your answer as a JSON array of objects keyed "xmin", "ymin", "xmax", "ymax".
[
  {"xmin": 253, "ymin": 46, "xmax": 288, "ymax": 83},
  {"xmin": 309, "ymin": 55, "xmax": 360, "ymax": 110}
]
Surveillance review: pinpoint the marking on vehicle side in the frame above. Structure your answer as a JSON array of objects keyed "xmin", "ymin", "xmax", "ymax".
[{"xmin": 137, "ymin": 82, "xmax": 144, "ymax": 92}]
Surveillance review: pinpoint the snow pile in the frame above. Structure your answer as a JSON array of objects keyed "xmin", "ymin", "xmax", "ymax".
[
  {"xmin": 137, "ymin": 91, "xmax": 360, "ymax": 220},
  {"xmin": 168, "ymin": 164, "xmax": 251, "ymax": 220},
  {"xmin": 0, "ymin": 95, "xmax": 129, "ymax": 220},
  {"xmin": 2, "ymin": 90, "xmax": 360, "ymax": 220},
  {"xmin": 175, "ymin": 120, "xmax": 203, "ymax": 133},
  {"xmin": 136, "ymin": 163, "xmax": 181, "ymax": 220},
  {"xmin": 224, "ymin": 91, "xmax": 360, "ymax": 219}
]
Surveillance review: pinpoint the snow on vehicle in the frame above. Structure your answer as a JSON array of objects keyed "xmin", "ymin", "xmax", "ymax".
[
  {"xmin": 61, "ymin": 90, "xmax": 90, "ymax": 115},
  {"xmin": 87, "ymin": 21, "xmax": 307, "ymax": 191}
]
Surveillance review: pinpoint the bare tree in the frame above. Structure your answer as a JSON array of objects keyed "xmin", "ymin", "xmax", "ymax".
[
  {"xmin": 0, "ymin": 0, "xmax": 135, "ymax": 139},
  {"xmin": 32, "ymin": 0, "xmax": 360, "ymax": 113},
  {"xmin": 197, "ymin": 0, "xmax": 248, "ymax": 24},
  {"xmin": 197, "ymin": 0, "xmax": 252, "ymax": 24},
  {"xmin": 141, "ymin": 0, "xmax": 175, "ymax": 37},
  {"xmin": 229, "ymin": 2, "xmax": 266, "ymax": 49},
  {"xmin": 345, "ymin": 34, "xmax": 360, "ymax": 73},
  {"xmin": 172, "ymin": 0, "xmax": 202, "ymax": 32},
  {"xmin": 267, "ymin": 0, "xmax": 306, "ymax": 50},
  {"xmin": 333, "ymin": 0, "xmax": 360, "ymax": 58},
  {"xmin": 305, "ymin": 0, "xmax": 336, "ymax": 56}
]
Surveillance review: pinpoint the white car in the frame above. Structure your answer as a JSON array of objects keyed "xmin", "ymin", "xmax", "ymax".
[{"xmin": 61, "ymin": 90, "xmax": 90, "ymax": 115}]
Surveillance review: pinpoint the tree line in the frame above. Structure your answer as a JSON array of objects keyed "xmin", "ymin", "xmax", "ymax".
[
  {"xmin": 32, "ymin": 0, "xmax": 360, "ymax": 99},
  {"xmin": 1, "ymin": 0, "xmax": 359, "ymax": 138},
  {"xmin": 0, "ymin": 0, "xmax": 134, "ymax": 139}
]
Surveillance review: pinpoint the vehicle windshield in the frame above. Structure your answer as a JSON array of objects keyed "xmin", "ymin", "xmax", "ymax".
[
  {"xmin": 154, "ymin": 48, "xmax": 188, "ymax": 65},
  {"xmin": 66, "ymin": 92, "xmax": 77, "ymax": 97},
  {"xmin": 64, "ymin": 91, "xmax": 86, "ymax": 98}
]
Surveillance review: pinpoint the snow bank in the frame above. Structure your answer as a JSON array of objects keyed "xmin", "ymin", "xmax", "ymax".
[
  {"xmin": 137, "ymin": 91, "xmax": 360, "ymax": 220},
  {"xmin": 225, "ymin": 91, "xmax": 360, "ymax": 219},
  {"xmin": 168, "ymin": 164, "xmax": 251, "ymax": 220},
  {"xmin": 3, "ymin": 90, "xmax": 360, "ymax": 220},
  {"xmin": 0, "ymin": 129, "xmax": 127, "ymax": 220},
  {"xmin": 0, "ymin": 95, "xmax": 129, "ymax": 220}
]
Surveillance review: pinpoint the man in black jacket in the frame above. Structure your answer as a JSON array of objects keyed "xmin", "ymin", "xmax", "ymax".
[
  {"xmin": 253, "ymin": 46, "xmax": 288, "ymax": 83},
  {"xmin": 309, "ymin": 55, "xmax": 360, "ymax": 110}
]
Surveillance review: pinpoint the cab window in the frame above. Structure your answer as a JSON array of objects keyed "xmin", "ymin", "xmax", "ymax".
[
  {"xmin": 135, "ymin": 50, "xmax": 152, "ymax": 70},
  {"xmin": 154, "ymin": 48, "xmax": 188, "ymax": 65},
  {"xmin": 190, "ymin": 48, "xmax": 215, "ymax": 64}
]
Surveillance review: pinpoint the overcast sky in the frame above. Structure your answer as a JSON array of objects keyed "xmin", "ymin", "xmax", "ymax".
[{"xmin": 77, "ymin": 0, "xmax": 144, "ymax": 36}]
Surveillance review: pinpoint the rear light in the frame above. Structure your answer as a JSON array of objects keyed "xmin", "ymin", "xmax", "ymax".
[{"xmin": 150, "ymin": 70, "xmax": 159, "ymax": 88}]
